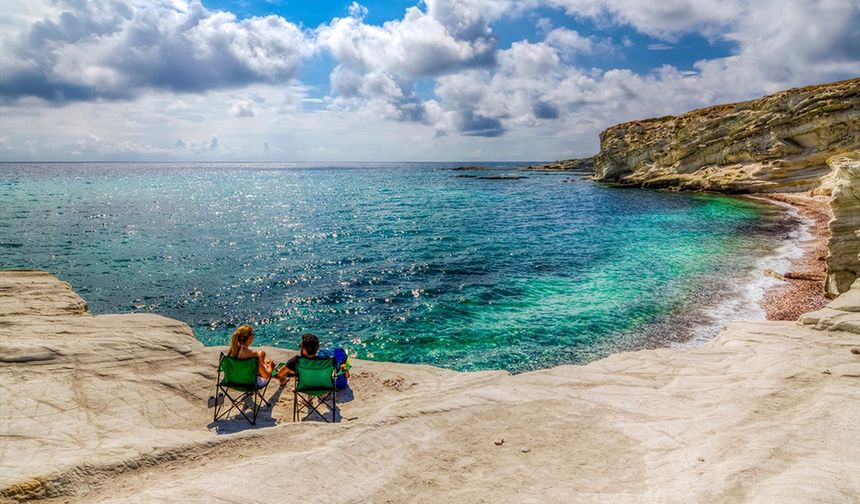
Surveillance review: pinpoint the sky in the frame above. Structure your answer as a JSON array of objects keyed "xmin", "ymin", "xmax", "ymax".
[{"xmin": 0, "ymin": 0, "xmax": 858, "ymax": 162}]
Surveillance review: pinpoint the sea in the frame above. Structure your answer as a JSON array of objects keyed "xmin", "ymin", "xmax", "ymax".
[{"xmin": 0, "ymin": 162, "xmax": 799, "ymax": 373}]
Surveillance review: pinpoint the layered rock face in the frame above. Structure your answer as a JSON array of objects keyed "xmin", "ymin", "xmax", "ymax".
[
  {"xmin": 593, "ymin": 78, "xmax": 859, "ymax": 193},
  {"xmin": 822, "ymin": 155, "xmax": 860, "ymax": 296}
]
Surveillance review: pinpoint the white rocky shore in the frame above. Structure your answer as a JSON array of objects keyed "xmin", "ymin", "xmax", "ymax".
[{"xmin": 1, "ymin": 270, "xmax": 858, "ymax": 503}]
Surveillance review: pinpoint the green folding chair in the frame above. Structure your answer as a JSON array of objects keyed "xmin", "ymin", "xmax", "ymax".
[
  {"xmin": 213, "ymin": 352, "xmax": 271, "ymax": 425},
  {"xmin": 293, "ymin": 357, "xmax": 339, "ymax": 423}
]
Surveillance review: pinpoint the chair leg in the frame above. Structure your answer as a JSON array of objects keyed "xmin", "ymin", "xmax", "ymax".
[
  {"xmin": 217, "ymin": 389, "xmax": 271, "ymax": 425},
  {"xmin": 259, "ymin": 380, "xmax": 271, "ymax": 408},
  {"xmin": 251, "ymin": 395, "xmax": 260, "ymax": 425},
  {"xmin": 292, "ymin": 391, "xmax": 337, "ymax": 422},
  {"xmin": 213, "ymin": 387, "xmax": 223, "ymax": 422}
]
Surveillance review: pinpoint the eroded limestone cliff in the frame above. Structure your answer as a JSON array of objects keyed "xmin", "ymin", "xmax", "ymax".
[
  {"xmin": 822, "ymin": 155, "xmax": 860, "ymax": 297},
  {"xmin": 592, "ymin": 78, "xmax": 859, "ymax": 192}
]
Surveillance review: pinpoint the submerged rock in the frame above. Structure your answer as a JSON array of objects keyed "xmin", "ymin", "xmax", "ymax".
[{"xmin": 526, "ymin": 158, "xmax": 595, "ymax": 172}]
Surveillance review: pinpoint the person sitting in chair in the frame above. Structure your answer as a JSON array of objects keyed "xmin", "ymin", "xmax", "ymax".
[
  {"xmin": 282, "ymin": 332, "xmax": 322, "ymax": 376},
  {"xmin": 227, "ymin": 325, "xmax": 287, "ymax": 386},
  {"xmin": 282, "ymin": 333, "xmax": 350, "ymax": 381}
]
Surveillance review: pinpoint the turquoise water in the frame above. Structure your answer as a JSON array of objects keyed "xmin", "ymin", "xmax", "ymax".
[{"xmin": 0, "ymin": 163, "xmax": 791, "ymax": 372}]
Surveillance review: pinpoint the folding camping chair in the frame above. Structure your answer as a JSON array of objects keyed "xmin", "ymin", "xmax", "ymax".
[
  {"xmin": 292, "ymin": 357, "xmax": 339, "ymax": 423},
  {"xmin": 213, "ymin": 352, "xmax": 271, "ymax": 425}
]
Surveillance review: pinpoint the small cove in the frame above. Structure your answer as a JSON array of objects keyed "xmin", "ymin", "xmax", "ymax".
[{"xmin": 0, "ymin": 162, "xmax": 793, "ymax": 372}]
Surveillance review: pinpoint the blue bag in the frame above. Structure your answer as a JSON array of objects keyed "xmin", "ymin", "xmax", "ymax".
[{"xmin": 317, "ymin": 347, "xmax": 351, "ymax": 389}]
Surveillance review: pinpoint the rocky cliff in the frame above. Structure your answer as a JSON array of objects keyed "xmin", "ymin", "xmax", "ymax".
[
  {"xmin": 590, "ymin": 78, "xmax": 860, "ymax": 296},
  {"xmin": 821, "ymin": 155, "xmax": 860, "ymax": 296},
  {"xmin": 592, "ymin": 78, "xmax": 860, "ymax": 192}
]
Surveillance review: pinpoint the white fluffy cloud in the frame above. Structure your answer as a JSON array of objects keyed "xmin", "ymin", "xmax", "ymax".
[
  {"xmin": 542, "ymin": 0, "xmax": 745, "ymax": 39},
  {"xmin": 413, "ymin": 0, "xmax": 859, "ymax": 137},
  {"xmin": 0, "ymin": 0, "xmax": 312, "ymax": 102},
  {"xmin": 314, "ymin": 0, "xmax": 506, "ymax": 124},
  {"xmin": 229, "ymin": 99, "xmax": 256, "ymax": 117}
]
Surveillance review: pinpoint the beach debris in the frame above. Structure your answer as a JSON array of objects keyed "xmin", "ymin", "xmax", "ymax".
[
  {"xmin": 383, "ymin": 377, "xmax": 414, "ymax": 391},
  {"xmin": 494, "ymin": 438, "xmax": 505, "ymax": 446},
  {"xmin": 851, "ymin": 348, "xmax": 860, "ymax": 355},
  {"xmin": 521, "ymin": 448, "xmax": 531, "ymax": 453},
  {"xmin": 763, "ymin": 269, "xmax": 786, "ymax": 281},
  {"xmin": 697, "ymin": 457, "xmax": 705, "ymax": 462},
  {"xmin": 822, "ymin": 369, "xmax": 832, "ymax": 375},
  {"xmin": 784, "ymin": 271, "xmax": 826, "ymax": 281}
]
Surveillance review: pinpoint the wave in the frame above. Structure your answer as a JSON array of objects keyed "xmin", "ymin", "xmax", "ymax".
[{"xmin": 675, "ymin": 197, "xmax": 809, "ymax": 348}]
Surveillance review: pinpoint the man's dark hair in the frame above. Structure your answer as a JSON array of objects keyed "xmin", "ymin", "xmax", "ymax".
[{"xmin": 301, "ymin": 333, "xmax": 319, "ymax": 356}]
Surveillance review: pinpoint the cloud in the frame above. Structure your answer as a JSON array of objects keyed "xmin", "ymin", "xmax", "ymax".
[
  {"xmin": 544, "ymin": 27, "xmax": 594, "ymax": 55},
  {"xmin": 167, "ymin": 100, "xmax": 190, "ymax": 111},
  {"xmin": 457, "ymin": 111, "xmax": 505, "ymax": 137},
  {"xmin": 532, "ymin": 101, "xmax": 560, "ymax": 119},
  {"xmin": 315, "ymin": 0, "xmax": 505, "ymax": 125},
  {"xmin": 65, "ymin": 132, "xmax": 178, "ymax": 157},
  {"xmin": 0, "ymin": 0, "xmax": 312, "ymax": 103},
  {"xmin": 544, "ymin": 0, "xmax": 859, "ymax": 90},
  {"xmin": 713, "ymin": 0, "xmax": 860, "ymax": 89},
  {"xmin": 317, "ymin": 3, "xmax": 498, "ymax": 77},
  {"xmin": 543, "ymin": 0, "xmax": 745, "ymax": 40},
  {"xmin": 0, "ymin": 0, "xmax": 857, "ymax": 160},
  {"xmin": 229, "ymin": 99, "xmax": 255, "ymax": 117},
  {"xmin": 347, "ymin": 1, "xmax": 368, "ymax": 19},
  {"xmin": 411, "ymin": 0, "xmax": 859, "ymax": 138},
  {"xmin": 428, "ymin": 39, "xmax": 570, "ymax": 136},
  {"xmin": 535, "ymin": 17, "xmax": 554, "ymax": 33}
]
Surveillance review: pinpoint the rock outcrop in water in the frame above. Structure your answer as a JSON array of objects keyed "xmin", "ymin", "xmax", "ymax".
[
  {"xmin": 592, "ymin": 78, "xmax": 860, "ymax": 193},
  {"xmin": 526, "ymin": 158, "xmax": 594, "ymax": 172},
  {"xmin": 588, "ymin": 78, "xmax": 860, "ymax": 296}
]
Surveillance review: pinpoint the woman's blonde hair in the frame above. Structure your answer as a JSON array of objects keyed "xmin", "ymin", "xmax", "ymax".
[{"xmin": 228, "ymin": 325, "xmax": 254, "ymax": 357}]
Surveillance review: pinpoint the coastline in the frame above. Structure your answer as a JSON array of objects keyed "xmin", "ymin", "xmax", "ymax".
[
  {"xmin": 1, "ymin": 270, "xmax": 858, "ymax": 502},
  {"xmin": 752, "ymin": 193, "xmax": 832, "ymax": 320}
]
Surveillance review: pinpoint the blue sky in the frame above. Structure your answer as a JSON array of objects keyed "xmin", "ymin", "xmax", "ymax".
[{"xmin": 0, "ymin": 0, "xmax": 857, "ymax": 161}]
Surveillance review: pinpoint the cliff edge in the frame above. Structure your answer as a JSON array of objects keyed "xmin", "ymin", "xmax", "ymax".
[{"xmin": 592, "ymin": 78, "xmax": 859, "ymax": 193}]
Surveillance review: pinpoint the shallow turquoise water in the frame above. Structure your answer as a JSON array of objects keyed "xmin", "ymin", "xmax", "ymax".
[{"xmin": 0, "ymin": 163, "xmax": 790, "ymax": 372}]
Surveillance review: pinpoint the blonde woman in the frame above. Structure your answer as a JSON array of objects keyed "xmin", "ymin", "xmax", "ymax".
[{"xmin": 227, "ymin": 325, "xmax": 287, "ymax": 386}]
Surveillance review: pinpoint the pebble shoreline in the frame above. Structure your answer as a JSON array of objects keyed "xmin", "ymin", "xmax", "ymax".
[{"xmin": 756, "ymin": 193, "xmax": 832, "ymax": 321}]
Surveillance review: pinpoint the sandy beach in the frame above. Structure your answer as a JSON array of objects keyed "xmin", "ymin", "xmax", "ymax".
[{"xmin": 1, "ymin": 269, "xmax": 858, "ymax": 503}]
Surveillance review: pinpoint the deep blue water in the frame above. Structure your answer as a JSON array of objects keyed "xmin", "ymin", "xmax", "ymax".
[{"xmin": 0, "ymin": 162, "xmax": 791, "ymax": 372}]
